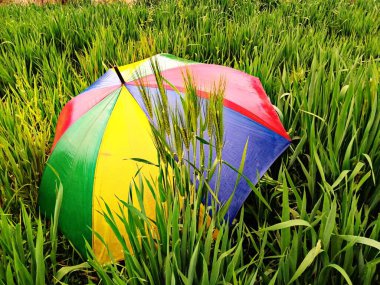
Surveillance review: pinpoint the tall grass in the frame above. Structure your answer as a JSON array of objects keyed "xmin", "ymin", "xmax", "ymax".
[{"xmin": 0, "ymin": 0, "xmax": 379, "ymax": 283}]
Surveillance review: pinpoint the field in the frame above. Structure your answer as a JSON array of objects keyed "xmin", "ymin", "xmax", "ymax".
[{"xmin": 0, "ymin": 0, "xmax": 379, "ymax": 284}]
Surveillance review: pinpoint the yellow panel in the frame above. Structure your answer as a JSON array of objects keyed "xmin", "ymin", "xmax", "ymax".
[
  {"xmin": 118, "ymin": 58, "xmax": 148, "ymax": 82},
  {"xmin": 118, "ymin": 54, "xmax": 191, "ymax": 82},
  {"xmin": 92, "ymin": 87, "xmax": 159, "ymax": 263},
  {"xmin": 118, "ymin": 57, "xmax": 147, "ymax": 72}
]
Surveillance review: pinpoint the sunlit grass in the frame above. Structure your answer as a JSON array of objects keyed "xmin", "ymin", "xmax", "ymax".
[{"xmin": 0, "ymin": 0, "xmax": 379, "ymax": 283}]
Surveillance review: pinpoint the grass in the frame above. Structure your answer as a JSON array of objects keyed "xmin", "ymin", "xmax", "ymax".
[{"xmin": 0, "ymin": 0, "xmax": 379, "ymax": 283}]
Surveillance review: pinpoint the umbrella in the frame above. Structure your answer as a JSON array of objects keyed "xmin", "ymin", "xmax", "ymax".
[{"xmin": 38, "ymin": 53, "xmax": 291, "ymax": 262}]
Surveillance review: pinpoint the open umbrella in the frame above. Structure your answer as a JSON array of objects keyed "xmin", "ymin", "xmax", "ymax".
[{"xmin": 38, "ymin": 53, "xmax": 291, "ymax": 262}]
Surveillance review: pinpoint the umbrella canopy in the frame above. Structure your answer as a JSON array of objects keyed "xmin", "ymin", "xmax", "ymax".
[{"xmin": 38, "ymin": 54, "xmax": 291, "ymax": 262}]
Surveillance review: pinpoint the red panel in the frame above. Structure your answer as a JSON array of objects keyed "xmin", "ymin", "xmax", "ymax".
[
  {"xmin": 128, "ymin": 64, "xmax": 290, "ymax": 140},
  {"xmin": 51, "ymin": 85, "xmax": 120, "ymax": 151}
]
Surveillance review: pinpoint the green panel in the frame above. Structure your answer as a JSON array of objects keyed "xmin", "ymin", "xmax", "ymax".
[
  {"xmin": 160, "ymin": 53, "xmax": 197, "ymax": 63},
  {"xmin": 38, "ymin": 88, "xmax": 121, "ymax": 257}
]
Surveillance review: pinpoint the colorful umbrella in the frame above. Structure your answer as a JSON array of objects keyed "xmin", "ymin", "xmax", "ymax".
[{"xmin": 38, "ymin": 54, "xmax": 291, "ymax": 262}]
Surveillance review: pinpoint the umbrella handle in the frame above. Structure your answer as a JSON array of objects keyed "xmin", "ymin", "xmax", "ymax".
[{"xmin": 114, "ymin": 65, "xmax": 125, "ymax": 85}]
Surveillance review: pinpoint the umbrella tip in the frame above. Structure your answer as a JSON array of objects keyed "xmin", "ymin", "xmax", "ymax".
[{"xmin": 114, "ymin": 65, "xmax": 125, "ymax": 85}]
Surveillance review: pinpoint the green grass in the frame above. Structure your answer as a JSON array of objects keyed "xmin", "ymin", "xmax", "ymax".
[{"xmin": 0, "ymin": 0, "xmax": 379, "ymax": 284}]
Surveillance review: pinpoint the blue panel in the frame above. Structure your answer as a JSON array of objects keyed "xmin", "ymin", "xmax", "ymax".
[
  {"xmin": 126, "ymin": 84, "xmax": 290, "ymax": 221},
  {"xmin": 84, "ymin": 69, "xmax": 120, "ymax": 92},
  {"xmin": 212, "ymin": 109, "xmax": 289, "ymax": 219}
]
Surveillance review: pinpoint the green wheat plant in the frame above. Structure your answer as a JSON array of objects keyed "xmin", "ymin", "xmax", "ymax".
[{"xmin": 0, "ymin": 0, "xmax": 379, "ymax": 283}]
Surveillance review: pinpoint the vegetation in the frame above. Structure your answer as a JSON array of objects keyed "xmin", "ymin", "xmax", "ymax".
[{"xmin": 0, "ymin": 0, "xmax": 379, "ymax": 284}]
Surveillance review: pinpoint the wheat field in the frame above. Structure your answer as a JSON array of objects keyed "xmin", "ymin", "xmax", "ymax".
[{"xmin": 0, "ymin": 0, "xmax": 379, "ymax": 284}]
